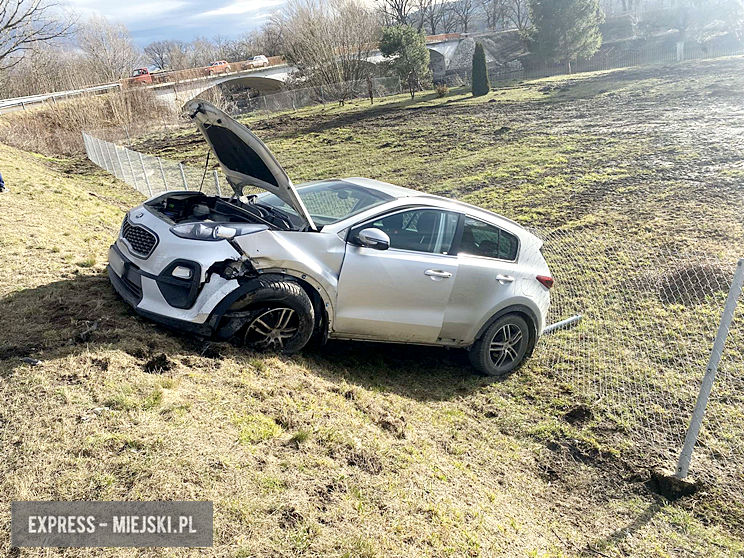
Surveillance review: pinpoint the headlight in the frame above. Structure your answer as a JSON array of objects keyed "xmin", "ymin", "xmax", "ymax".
[{"xmin": 170, "ymin": 223, "xmax": 268, "ymax": 241}]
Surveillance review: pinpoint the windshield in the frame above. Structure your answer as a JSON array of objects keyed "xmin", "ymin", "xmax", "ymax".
[{"xmin": 256, "ymin": 181, "xmax": 393, "ymax": 228}]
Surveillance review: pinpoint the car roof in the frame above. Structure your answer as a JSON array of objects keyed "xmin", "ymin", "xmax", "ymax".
[
  {"xmin": 341, "ymin": 177, "xmax": 524, "ymax": 228},
  {"xmin": 298, "ymin": 177, "xmax": 528, "ymax": 235},
  {"xmin": 339, "ymin": 177, "xmax": 423, "ymax": 198}
]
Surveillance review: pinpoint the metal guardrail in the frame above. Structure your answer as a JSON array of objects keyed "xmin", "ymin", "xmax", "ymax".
[{"xmin": 0, "ymin": 83, "xmax": 122, "ymax": 112}]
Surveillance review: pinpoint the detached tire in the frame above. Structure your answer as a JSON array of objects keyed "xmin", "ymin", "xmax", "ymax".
[
  {"xmin": 469, "ymin": 314, "xmax": 531, "ymax": 377},
  {"xmin": 235, "ymin": 274, "xmax": 314, "ymax": 355}
]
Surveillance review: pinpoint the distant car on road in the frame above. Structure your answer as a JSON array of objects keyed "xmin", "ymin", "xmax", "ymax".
[
  {"xmin": 242, "ymin": 55, "xmax": 269, "ymax": 70},
  {"xmin": 207, "ymin": 61, "xmax": 231, "ymax": 75},
  {"xmin": 126, "ymin": 68, "xmax": 152, "ymax": 86},
  {"xmin": 108, "ymin": 100, "xmax": 553, "ymax": 376}
]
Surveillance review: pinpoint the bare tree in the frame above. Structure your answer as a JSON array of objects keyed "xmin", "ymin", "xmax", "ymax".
[
  {"xmin": 212, "ymin": 34, "xmax": 233, "ymax": 60},
  {"xmin": 144, "ymin": 40, "xmax": 170, "ymax": 69},
  {"xmin": 377, "ymin": 0, "xmax": 414, "ymax": 25},
  {"xmin": 480, "ymin": 0, "xmax": 507, "ymax": 29},
  {"xmin": 412, "ymin": 0, "xmax": 433, "ymax": 31},
  {"xmin": 166, "ymin": 40, "xmax": 191, "ymax": 70},
  {"xmin": 190, "ymin": 36, "xmax": 217, "ymax": 67},
  {"xmin": 425, "ymin": 0, "xmax": 446, "ymax": 32},
  {"xmin": 505, "ymin": 0, "xmax": 529, "ymax": 29},
  {"xmin": 0, "ymin": 39, "xmax": 88, "ymax": 96},
  {"xmin": 258, "ymin": 17, "xmax": 286, "ymax": 56},
  {"xmin": 280, "ymin": 0, "xmax": 381, "ymax": 97},
  {"xmin": 0, "ymin": 0, "xmax": 74, "ymax": 71},
  {"xmin": 438, "ymin": 1, "xmax": 460, "ymax": 32},
  {"xmin": 77, "ymin": 15, "xmax": 141, "ymax": 81},
  {"xmin": 451, "ymin": 0, "xmax": 476, "ymax": 31}
]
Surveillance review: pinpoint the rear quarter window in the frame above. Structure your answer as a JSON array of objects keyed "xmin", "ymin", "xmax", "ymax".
[{"xmin": 459, "ymin": 217, "xmax": 519, "ymax": 261}]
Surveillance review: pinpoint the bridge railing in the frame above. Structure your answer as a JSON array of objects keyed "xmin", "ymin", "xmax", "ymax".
[
  {"xmin": 425, "ymin": 33, "xmax": 462, "ymax": 44},
  {"xmin": 133, "ymin": 57, "xmax": 288, "ymax": 88}
]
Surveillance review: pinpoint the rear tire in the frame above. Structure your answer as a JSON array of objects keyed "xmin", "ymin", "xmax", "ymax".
[
  {"xmin": 469, "ymin": 314, "xmax": 531, "ymax": 377},
  {"xmin": 233, "ymin": 275, "xmax": 314, "ymax": 355}
]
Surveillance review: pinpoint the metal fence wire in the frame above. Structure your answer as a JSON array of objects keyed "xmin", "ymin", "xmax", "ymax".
[
  {"xmin": 82, "ymin": 132, "xmax": 228, "ymax": 198},
  {"xmin": 82, "ymin": 132, "xmax": 744, "ymax": 497}
]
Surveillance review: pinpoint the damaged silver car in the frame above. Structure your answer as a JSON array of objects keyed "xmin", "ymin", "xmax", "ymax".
[{"xmin": 107, "ymin": 99, "xmax": 553, "ymax": 375}]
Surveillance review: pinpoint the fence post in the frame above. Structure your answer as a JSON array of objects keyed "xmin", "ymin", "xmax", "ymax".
[
  {"xmin": 125, "ymin": 149, "xmax": 139, "ymax": 193},
  {"xmin": 179, "ymin": 163, "xmax": 189, "ymax": 190},
  {"xmin": 676, "ymin": 259, "xmax": 744, "ymax": 478},
  {"xmin": 139, "ymin": 153, "xmax": 153, "ymax": 197},
  {"xmin": 158, "ymin": 157, "xmax": 169, "ymax": 191},
  {"xmin": 213, "ymin": 170, "xmax": 222, "ymax": 196}
]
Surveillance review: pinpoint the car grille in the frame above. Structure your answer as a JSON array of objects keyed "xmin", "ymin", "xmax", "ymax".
[{"xmin": 122, "ymin": 217, "xmax": 158, "ymax": 258}]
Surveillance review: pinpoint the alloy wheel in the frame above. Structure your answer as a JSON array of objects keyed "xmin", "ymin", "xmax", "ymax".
[
  {"xmin": 244, "ymin": 307, "xmax": 299, "ymax": 350},
  {"xmin": 489, "ymin": 323, "xmax": 524, "ymax": 369}
]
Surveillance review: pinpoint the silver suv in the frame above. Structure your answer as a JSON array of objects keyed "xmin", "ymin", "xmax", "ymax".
[{"xmin": 107, "ymin": 100, "xmax": 553, "ymax": 375}]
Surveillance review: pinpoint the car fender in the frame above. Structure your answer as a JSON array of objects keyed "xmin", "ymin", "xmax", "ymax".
[
  {"xmin": 206, "ymin": 270, "xmax": 334, "ymax": 339},
  {"xmin": 234, "ymin": 229, "xmax": 344, "ymax": 327},
  {"xmin": 466, "ymin": 297, "xmax": 543, "ymax": 349},
  {"xmin": 256, "ymin": 267, "xmax": 335, "ymax": 331}
]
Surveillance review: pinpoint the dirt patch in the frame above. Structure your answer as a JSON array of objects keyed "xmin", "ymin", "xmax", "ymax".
[
  {"xmin": 91, "ymin": 357, "xmax": 110, "ymax": 372},
  {"xmin": 277, "ymin": 506, "xmax": 304, "ymax": 528},
  {"xmin": 0, "ymin": 345, "xmax": 36, "ymax": 361},
  {"xmin": 649, "ymin": 470, "xmax": 699, "ymax": 500},
  {"xmin": 658, "ymin": 263, "xmax": 732, "ymax": 305},
  {"xmin": 142, "ymin": 353, "xmax": 173, "ymax": 374},
  {"xmin": 564, "ymin": 405, "xmax": 593, "ymax": 425}
]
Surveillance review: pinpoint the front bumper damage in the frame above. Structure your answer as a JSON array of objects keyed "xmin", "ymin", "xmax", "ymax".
[{"xmin": 108, "ymin": 243, "xmax": 249, "ymax": 338}]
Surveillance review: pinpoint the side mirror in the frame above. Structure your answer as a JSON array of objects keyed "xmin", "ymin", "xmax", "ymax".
[{"xmin": 357, "ymin": 228, "xmax": 390, "ymax": 250}]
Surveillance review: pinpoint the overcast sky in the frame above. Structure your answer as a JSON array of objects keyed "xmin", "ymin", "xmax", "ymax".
[{"xmin": 68, "ymin": 0, "xmax": 286, "ymax": 45}]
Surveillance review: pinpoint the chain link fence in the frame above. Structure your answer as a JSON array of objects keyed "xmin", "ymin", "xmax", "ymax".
[
  {"xmin": 531, "ymin": 229, "xmax": 744, "ymax": 494},
  {"xmin": 82, "ymin": 132, "xmax": 228, "ymax": 198}
]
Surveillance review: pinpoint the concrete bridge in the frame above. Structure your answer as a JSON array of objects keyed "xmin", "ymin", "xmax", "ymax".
[{"xmin": 149, "ymin": 64, "xmax": 295, "ymax": 105}]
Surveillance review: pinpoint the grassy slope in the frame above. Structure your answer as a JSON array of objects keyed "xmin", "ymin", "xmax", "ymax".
[{"xmin": 1, "ymin": 58, "xmax": 744, "ymax": 557}]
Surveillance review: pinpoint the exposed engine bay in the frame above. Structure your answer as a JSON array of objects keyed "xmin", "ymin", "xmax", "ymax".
[{"xmin": 145, "ymin": 192, "xmax": 293, "ymax": 230}]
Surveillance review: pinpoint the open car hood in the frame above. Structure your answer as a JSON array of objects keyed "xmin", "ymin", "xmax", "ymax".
[{"xmin": 184, "ymin": 99, "xmax": 316, "ymax": 231}]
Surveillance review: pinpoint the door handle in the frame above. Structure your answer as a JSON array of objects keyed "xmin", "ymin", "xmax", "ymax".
[
  {"xmin": 496, "ymin": 274, "xmax": 515, "ymax": 283},
  {"xmin": 424, "ymin": 269, "xmax": 452, "ymax": 278}
]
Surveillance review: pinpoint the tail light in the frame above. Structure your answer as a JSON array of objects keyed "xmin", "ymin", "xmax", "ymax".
[{"xmin": 537, "ymin": 275, "xmax": 554, "ymax": 289}]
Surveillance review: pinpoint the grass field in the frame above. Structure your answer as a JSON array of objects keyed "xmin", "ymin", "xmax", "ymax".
[{"xmin": 1, "ymin": 57, "xmax": 744, "ymax": 557}]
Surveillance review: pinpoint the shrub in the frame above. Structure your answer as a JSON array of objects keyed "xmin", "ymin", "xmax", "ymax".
[
  {"xmin": 472, "ymin": 42, "xmax": 490, "ymax": 97},
  {"xmin": 435, "ymin": 82, "xmax": 449, "ymax": 98}
]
